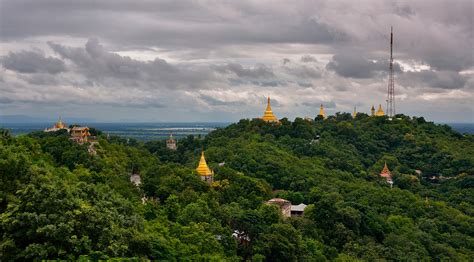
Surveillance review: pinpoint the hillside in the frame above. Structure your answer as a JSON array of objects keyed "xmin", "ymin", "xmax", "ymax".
[{"xmin": 0, "ymin": 114, "xmax": 473, "ymax": 261}]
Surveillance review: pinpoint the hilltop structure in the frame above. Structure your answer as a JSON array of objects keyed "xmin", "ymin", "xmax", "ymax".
[
  {"xmin": 266, "ymin": 198, "xmax": 291, "ymax": 217},
  {"xmin": 352, "ymin": 107, "xmax": 357, "ymax": 118},
  {"xmin": 380, "ymin": 162, "xmax": 393, "ymax": 187},
  {"xmin": 375, "ymin": 104, "xmax": 385, "ymax": 116},
  {"xmin": 44, "ymin": 116, "xmax": 69, "ymax": 132},
  {"xmin": 386, "ymin": 27, "xmax": 396, "ymax": 118},
  {"xmin": 266, "ymin": 198, "xmax": 308, "ymax": 218},
  {"xmin": 70, "ymin": 126, "xmax": 91, "ymax": 144},
  {"xmin": 261, "ymin": 97, "xmax": 279, "ymax": 123},
  {"xmin": 196, "ymin": 151, "xmax": 214, "ymax": 184},
  {"xmin": 166, "ymin": 134, "xmax": 177, "ymax": 150},
  {"xmin": 371, "ymin": 104, "xmax": 385, "ymax": 117},
  {"xmin": 318, "ymin": 104, "xmax": 326, "ymax": 119}
]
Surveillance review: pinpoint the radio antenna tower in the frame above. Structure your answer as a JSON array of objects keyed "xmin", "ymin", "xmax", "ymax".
[{"xmin": 387, "ymin": 26, "xmax": 395, "ymax": 118}]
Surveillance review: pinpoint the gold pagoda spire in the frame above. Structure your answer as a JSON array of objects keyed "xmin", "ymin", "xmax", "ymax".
[
  {"xmin": 352, "ymin": 107, "xmax": 357, "ymax": 118},
  {"xmin": 318, "ymin": 104, "xmax": 326, "ymax": 118},
  {"xmin": 375, "ymin": 104, "xmax": 385, "ymax": 116},
  {"xmin": 381, "ymin": 162, "xmax": 391, "ymax": 174},
  {"xmin": 196, "ymin": 151, "xmax": 212, "ymax": 176},
  {"xmin": 262, "ymin": 96, "xmax": 279, "ymax": 122},
  {"xmin": 55, "ymin": 116, "xmax": 65, "ymax": 129}
]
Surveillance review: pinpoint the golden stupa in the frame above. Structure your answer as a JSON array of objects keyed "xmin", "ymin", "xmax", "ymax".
[
  {"xmin": 352, "ymin": 107, "xmax": 357, "ymax": 118},
  {"xmin": 196, "ymin": 151, "xmax": 213, "ymax": 177},
  {"xmin": 375, "ymin": 104, "xmax": 385, "ymax": 116},
  {"xmin": 318, "ymin": 104, "xmax": 326, "ymax": 118},
  {"xmin": 54, "ymin": 116, "xmax": 66, "ymax": 129},
  {"xmin": 262, "ymin": 97, "xmax": 279, "ymax": 122}
]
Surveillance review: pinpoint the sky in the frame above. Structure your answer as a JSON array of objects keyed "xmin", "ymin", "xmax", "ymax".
[{"xmin": 0, "ymin": 0, "xmax": 473, "ymax": 123}]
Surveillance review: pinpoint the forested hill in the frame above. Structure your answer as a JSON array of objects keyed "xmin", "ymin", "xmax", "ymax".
[{"xmin": 1, "ymin": 114, "xmax": 473, "ymax": 261}]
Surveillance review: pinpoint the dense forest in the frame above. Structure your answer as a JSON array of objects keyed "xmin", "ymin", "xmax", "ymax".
[{"xmin": 0, "ymin": 114, "xmax": 473, "ymax": 261}]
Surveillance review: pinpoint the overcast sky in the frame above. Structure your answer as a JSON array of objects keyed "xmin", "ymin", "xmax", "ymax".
[{"xmin": 1, "ymin": 0, "xmax": 473, "ymax": 123}]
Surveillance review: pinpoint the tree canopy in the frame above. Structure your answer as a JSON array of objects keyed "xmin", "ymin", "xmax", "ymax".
[{"xmin": 0, "ymin": 115, "xmax": 473, "ymax": 260}]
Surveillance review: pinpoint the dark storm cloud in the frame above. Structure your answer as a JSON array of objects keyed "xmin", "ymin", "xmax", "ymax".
[
  {"xmin": 48, "ymin": 38, "xmax": 213, "ymax": 89},
  {"xmin": 0, "ymin": 0, "xmax": 346, "ymax": 48},
  {"xmin": 399, "ymin": 70, "xmax": 468, "ymax": 90},
  {"xmin": 0, "ymin": 0, "xmax": 472, "ymax": 122},
  {"xmin": 2, "ymin": 50, "xmax": 66, "ymax": 74},
  {"xmin": 326, "ymin": 52, "xmax": 402, "ymax": 79}
]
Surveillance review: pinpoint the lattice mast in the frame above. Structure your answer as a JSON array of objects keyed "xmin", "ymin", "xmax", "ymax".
[{"xmin": 387, "ymin": 27, "xmax": 395, "ymax": 118}]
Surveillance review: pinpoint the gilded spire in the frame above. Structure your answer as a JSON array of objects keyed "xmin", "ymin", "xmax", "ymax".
[
  {"xmin": 55, "ymin": 115, "xmax": 65, "ymax": 129},
  {"xmin": 352, "ymin": 107, "xmax": 357, "ymax": 118},
  {"xmin": 262, "ymin": 96, "xmax": 279, "ymax": 122},
  {"xmin": 381, "ymin": 162, "xmax": 391, "ymax": 175},
  {"xmin": 318, "ymin": 104, "xmax": 326, "ymax": 118},
  {"xmin": 375, "ymin": 104, "xmax": 385, "ymax": 116},
  {"xmin": 196, "ymin": 151, "xmax": 213, "ymax": 176}
]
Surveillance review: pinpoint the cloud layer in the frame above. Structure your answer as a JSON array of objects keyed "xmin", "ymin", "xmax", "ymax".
[{"xmin": 0, "ymin": 0, "xmax": 472, "ymax": 122}]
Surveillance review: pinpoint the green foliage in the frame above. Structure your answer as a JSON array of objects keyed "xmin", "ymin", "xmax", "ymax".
[{"xmin": 0, "ymin": 116, "xmax": 473, "ymax": 260}]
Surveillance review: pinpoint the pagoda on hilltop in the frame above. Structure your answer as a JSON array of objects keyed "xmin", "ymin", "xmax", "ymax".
[
  {"xmin": 380, "ymin": 162, "xmax": 393, "ymax": 188},
  {"xmin": 44, "ymin": 116, "xmax": 69, "ymax": 132},
  {"xmin": 318, "ymin": 104, "xmax": 326, "ymax": 119},
  {"xmin": 371, "ymin": 104, "xmax": 385, "ymax": 117},
  {"xmin": 261, "ymin": 97, "xmax": 279, "ymax": 123},
  {"xmin": 196, "ymin": 151, "xmax": 214, "ymax": 184},
  {"xmin": 166, "ymin": 134, "xmax": 177, "ymax": 150}
]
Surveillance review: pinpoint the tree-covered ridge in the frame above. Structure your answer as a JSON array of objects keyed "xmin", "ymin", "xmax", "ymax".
[{"xmin": 0, "ymin": 115, "xmax": 473, "ymax": 261}]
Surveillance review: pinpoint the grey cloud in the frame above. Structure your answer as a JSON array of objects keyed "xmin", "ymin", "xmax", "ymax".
[
  {"xmin": 18, "ymin": 74, "xmax": 60, "ymax": 86},
  {"xmin": 297, "ymin": 81, "xmax": 313, "ymax": 87},
  {"xmin": 302, "ymin": 101, "xmax": 337, "ymax": 108},
  {"xmin": 399, "ymin": 70, "xmax": 467, "ymax": 89},
  {"xmin": 1, "ymin": 0, "xmax": 473, "ymax": 122},
  {"xmin": 286, "ymin": 65, "xmax": 322, "ymax": 79},
  {"xmin": 200, "ymin": 95, "xmax": 246, "ymax": 106},
  {"xmin": 2, "ymin": 50, "xmax": 66, "ymax": 74},
  {"xmin": 1, "ymin": 0, "xmax": 472, "ymax": 73},
  {"xmin": 214, "ymin": 63, "xmax": 274, "ymax": 79},
  {"xmin": 48, "ymin": 38, "xmax": 213, "ymax": 89},
  {"xmin": 300, "ymin": 55, "xmax": 318, "ymax": 63},
  {"xmin": 326, "ymin": 52, "xmax": 401, "ymax": 79}
]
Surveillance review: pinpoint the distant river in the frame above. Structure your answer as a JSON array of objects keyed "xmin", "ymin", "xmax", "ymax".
[
  {"xmin": 1, "ymin": 122, "xmax": 230, "ymax": 141},
  {"xmin": 1, "ymin": 122, "xmax": 473, "ymax": 140}
]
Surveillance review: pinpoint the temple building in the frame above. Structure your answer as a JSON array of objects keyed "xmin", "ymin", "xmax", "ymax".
[
  {"xmin": 371, "ymin": 105, "xmax": 375, "ymax": 116},
  {"xmin": 70, "ymin": 126, "xmax": 91, "ymax": 144},
  {"xmin": 375, "ymin": 104, "xmax": 385, "ymax": 116},
  {"xmin": 196, "ymin": 151, "xmax": 214, "ymax": 184},
  {"xmin": 380, "ymin": 162, "xmax": 393, "ymax": 187},
  {"xmin": 266, "ymin": 198, "xmax": 291, "ymax": 218},
  {"xmin": 166, "ymin": 134, "xmax": 177, "ymax": 150},
  {"xmin": 261, "ymin": 97, "xmax": 279, "ymax": 123},
  {"xmin": 318, "ymin": 104, "xmax": 326, "ymax": 118},
  {"xmin": 291, "ymin": 203, "xmax": 307, "ymax": 217},
  {"xmin": 266, "ymin": 198, "xmax": 308, "ymax": 218},
  {"xmin": 44, "ymin": 116, "xmax": 69, "ymax": 132}
]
